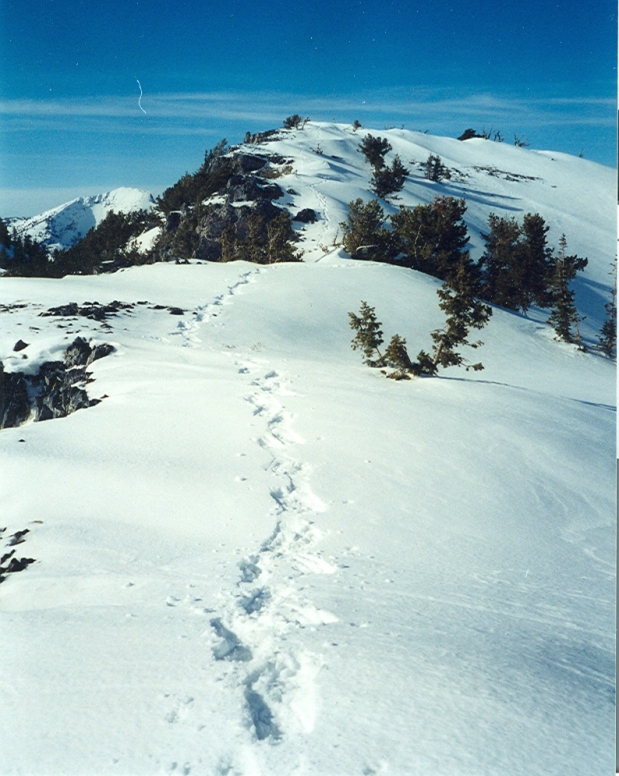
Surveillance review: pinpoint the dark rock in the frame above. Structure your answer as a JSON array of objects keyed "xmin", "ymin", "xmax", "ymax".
[
  {"xmin": 225, "ymin": 175, "xmax": 264, "ymax": 203},
  {"xmin": 7, "ymin": 529, "xmax": 29, "ymax": 546},
  {"xmin": 256, "ymin": 181, "xmax": 284, "ymax": 200},
  {"xmin": 293, "ymin": 208, "xmax": 317, "ymax": 224},
  {"xmin": 13, "ymin": 340, "xmax": 29, "ymax": 352},
  {"xmin": 5, "ymin": 556, "xmax": 35, "ymax": 573},
  {"xmin": 91, "ymin": 343, "xmax": 115, "ymax": 361},
  {"xmin": 236, "ymin": 154, "xmax": 268, "ymax": 173},
  {"xmin": 40, "ymin": 301, "xmax": 132, "ymax": 321},
  {"xmin": 0, "ymin": 550, "xmax": 15, "ymax": 564},
  {"xmin": 287, "ymin": 188, "xmax": 299, "ymax": 195},
  {"xmin": 41, "ymin": 302, "xmax": 79, "ymax": 317},
  {"xmin": 0, "ymin": 364, "xmax": 31, "ymax": 429},
  {"xmin": 168, "ymin": 307, "xmax": 184, "ymax": 316},
  {"xmin": 64, "ymin": 337, "xmax": 93, "ymax": 367}
]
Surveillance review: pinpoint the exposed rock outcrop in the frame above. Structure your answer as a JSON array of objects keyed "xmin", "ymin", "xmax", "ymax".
[
  {"xmin": 153, "ymin": 139, "xmax": 298, "ymax": 264},
  {"xmin": 0, "ymin": 337, "xmax": 114, "ymax": 430}
]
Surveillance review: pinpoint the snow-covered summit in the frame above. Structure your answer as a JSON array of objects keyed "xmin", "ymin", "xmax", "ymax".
[
  {"xmin": 6, "ymin": 187, "xmax": 155, "ymax": 252},
  {"xmin": 237, "ymin": 121, "xmax": 614, "ymax": 270}
]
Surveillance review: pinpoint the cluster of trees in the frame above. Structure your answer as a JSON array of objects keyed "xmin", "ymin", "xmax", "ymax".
[
  {"xmin": 156, "ymin": 139, "xmax": 233, "ymax": 213},
  {"xmin": 219, "ymin": 210, "xmax": 301, "ymax": 264},
  {"xmin": 341, "ymin": 195, "xmax": 605, "ymax": 347},
  {"xmin": 350, "ymin": 266, "xmax": 492, "ymax": 380},
  {"xmin": 358, "ymin": 134, "xmax": 408, "ymax": 199},
  {"xmin": 0, "ymin": 220, "xmax": 51, "ymax": 277},
  {"xmin": 53, "ymin": 210, "xmax": 159, "ymax": 275},
  {"xmin": 0, "ymin": 210, "xmax": 159, "ymax": 278},
  {"xmin": 283, "ymin": 115, "xmax": 310, "ymax": 130},
  {"xmin": 598, "ymin": 259, "xmax": 617, "ymax": 358}
]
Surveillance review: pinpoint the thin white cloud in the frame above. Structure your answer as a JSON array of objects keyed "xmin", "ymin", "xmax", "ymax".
[{"xmin": 0, "ymin": 88, "xmax": 614, "ymax": 130}]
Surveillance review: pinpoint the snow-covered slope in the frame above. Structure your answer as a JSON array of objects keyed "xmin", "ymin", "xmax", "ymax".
[
  {"xmin": 234, "ymin": 122, "xmax": 615, "ymax": 338},
  {"xmin": 0, "ymin": 123, "xmax": 615, "ymax": 775},
  {"xmin": 5, "ymin": 187, "xmax": 155, "ymax": 252},
  {"xmin": 0, "ymin": 251, "xmax": 615, "ymax": 773}
]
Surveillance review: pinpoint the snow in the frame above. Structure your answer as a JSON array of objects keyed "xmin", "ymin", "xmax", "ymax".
[
  {"xmin": 6, "ymin": 187, "xmax": 155, "ymax": 252},
  {"xmin": 0, "ymin": 125, "xmax": 615, "ymax": 775}
]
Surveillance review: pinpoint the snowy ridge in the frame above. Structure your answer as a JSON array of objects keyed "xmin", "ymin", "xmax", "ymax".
[
  {"xmin": 6, "ymin": 187, "xmax": 155, "ymax": 251},
  {"xmin": 0, "ymin": 124, "xmax": 615, "ymax": 775},
  {"xmin": 235, "ymin": 122, "xmax": 615, "ymax": 335}
]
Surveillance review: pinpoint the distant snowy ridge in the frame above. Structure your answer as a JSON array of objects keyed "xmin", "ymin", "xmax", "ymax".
[{"xmin": 5, "ymin": 187, "xmax": 155, "ymax": 252}]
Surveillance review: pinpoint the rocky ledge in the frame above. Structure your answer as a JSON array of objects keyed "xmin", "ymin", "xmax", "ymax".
[{"xmin": 0, "ymin": 337, "xmax": 114, "ymax": 429}]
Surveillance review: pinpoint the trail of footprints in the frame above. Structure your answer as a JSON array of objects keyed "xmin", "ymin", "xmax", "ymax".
[
  {"xmin": 162, "ymin": 268, "xmax": 338, "ymax": 750},
  {"xmin": 171, "ymin": 268, "xmax": 262, "ymax": 347},
  {"xmin": 209, "ymin": 363, "xmax": 337, "ymax": 744}
]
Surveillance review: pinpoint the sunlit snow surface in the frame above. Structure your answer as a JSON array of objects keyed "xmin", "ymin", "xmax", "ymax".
[
  {"xmin": 0, "ymin": 125, "xmax": 615, "ymax": 775},
  {"xmin": 5, "ymin": 187, "xmax": 155, "ymax": 252}
]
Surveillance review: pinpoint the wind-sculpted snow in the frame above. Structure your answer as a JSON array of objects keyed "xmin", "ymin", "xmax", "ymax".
[{"xmin": 0, "ymin": 257, "xmax": 614, "ymax": 774}]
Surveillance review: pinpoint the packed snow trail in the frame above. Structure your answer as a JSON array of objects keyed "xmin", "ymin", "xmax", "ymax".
[
  {"xmin": 207, "ymin": 360, "xmax": 336, "ymax": 752},
  {"xmin": 171, "ymin": 267, "xmax": 263, "ymax": 347}
]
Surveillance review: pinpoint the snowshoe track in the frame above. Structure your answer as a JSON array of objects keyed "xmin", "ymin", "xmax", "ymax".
[{"xmin": 208, "ymin": 360, "xmax": 336, "ymax": 747}]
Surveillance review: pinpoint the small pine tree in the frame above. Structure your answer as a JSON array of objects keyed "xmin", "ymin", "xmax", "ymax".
[
  {"xmin": 547, "ymin": 235, "xmax": 588, "ymax": 342},
  {"xmin": 370, "ymin": 155, "xmax": 408, "ymax": 199},
  {"xmin": 358, "ymin": 135, "xmax": 392, "ymax": 169},
  {"xmin": 382, "ymin": 334, "xmax": 414, "ymax": 379},
  {"xmin": 348, "ymin": 302, "xmax": 384, "ymax": 367},
  {"xmin": 417, "ymin": 262, "xmax": 492, "ymax": 373},
  {"xmin": 266, "ymin": 211, "xmax": 302, "ymax": 263},
  {"xmin": 598, "ymin": 259, "xmax": 617, "ymax": 358},
  {"xmin": 424, "ymin": 154, "xmax": 447, "ymax": 182}
]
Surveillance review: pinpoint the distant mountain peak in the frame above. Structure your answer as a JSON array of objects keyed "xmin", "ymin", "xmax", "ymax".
[{"xmin": 6, "ymin": 187, "xmax": 155, "ymax": 252}]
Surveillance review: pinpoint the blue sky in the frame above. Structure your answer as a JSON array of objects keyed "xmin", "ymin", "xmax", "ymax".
[{"xmin": 1, "ymin": 0, "xmax": 616, "ymax": 216}]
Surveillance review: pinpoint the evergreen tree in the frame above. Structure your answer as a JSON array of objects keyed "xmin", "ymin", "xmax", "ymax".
[
  {"xmin": 266, "ymin": 211, "xmax": 302, "ymax": 263},
  {"xmin": 547, "ymin": 235, "xmax": 588, "ymax": 342},
  {"xmin": 479, "ymin": 212, "xmax": 555, "ymax": 312},
  {"xmin": 283, "ymin": 115, "xmax": 306, "ymax": 129},
  {"xmin": 391, "ymin": 196, "xmax": 476, "ymax": 282},
  {"xmin": 479, "ymin": 214, "xmax": 525, "ymax": 309},
  {"xmin": 598, "ymin": 259, "xmax": 617, "ymax": 358},
  {"xmin": 224, "ymin": 210, "xmax": 301, "ymax": 265},
  {"xmin": 382, "ymin": 334, "xmax": 415, "ymax": 379},
  {"xmin": 348, "ymin": 302, "xmax": 384, "ymax": 367},
  {"xmin": 156, "ymin": 139, "xmax": 234, "ymax": 213},
  {"xmin": 340, "ymin": 198, "xmax": 395, "ymax": 261},
  {"xmin": 220, "ymin": 224, "xmax": 239, "ymax": 263},
  {"xmin": 520, "ymin": 213, "xmax": 555, "ymax": 308},
  {"xmin": 421, "ymin": 261, "xmax": 493, "ymax": 373},
  {"xmin": 424, "ymin": 154, "xmax": 447, "ymax": 182},
  {"xmin": 370, "ymin": 155, "xmax": 408, "ymax": 199},
  {"xmin": 0, "ymin": 217, "xmax": 10, "ymax": 248},
  {"xmin": 358, "ymin": 135, "xmax": 392, "ymax": 169}
]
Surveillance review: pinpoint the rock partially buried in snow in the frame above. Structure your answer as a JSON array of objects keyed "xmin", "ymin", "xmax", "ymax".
[{"xmin": 0, "ymin": 337, "xmax": 115, "ymax": 429}]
